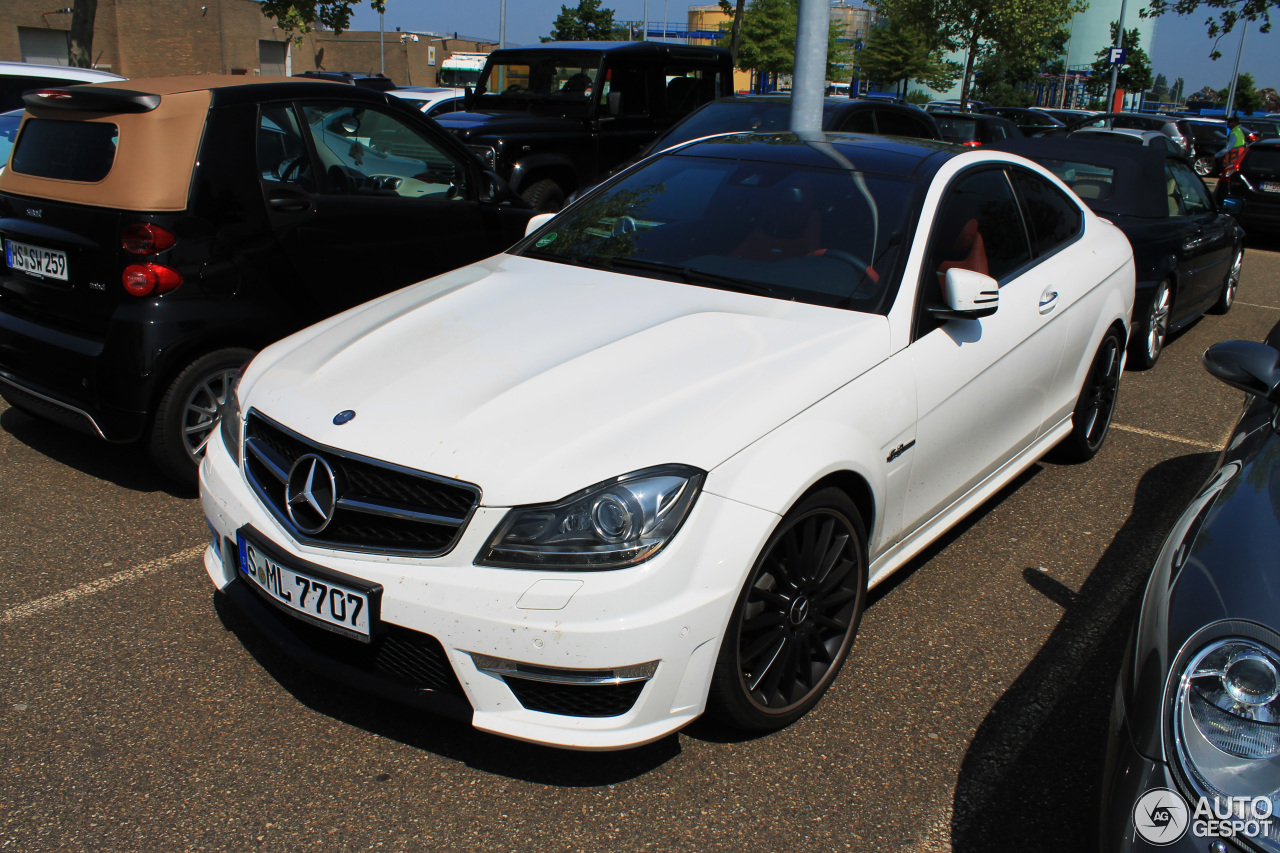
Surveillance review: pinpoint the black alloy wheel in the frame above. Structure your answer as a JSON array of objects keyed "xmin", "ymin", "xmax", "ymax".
[
  {"xmin": 1211, "ymin": 249, "xmax": 1242, "ymax": 314},
  {"xmin": 1058, "ymin": 328, "xmax": 1123, "ymax": 462},
  {"xmin": 1132, "ymin": 279, "xmax": 1171, "ymax": 370},
  {"xmin": 150, "ymin": 347, "xmax": 254, "ymax": 487},
  {"xmin": 708, "ymin": 488, "xmax": 867, "ymax": 731}
]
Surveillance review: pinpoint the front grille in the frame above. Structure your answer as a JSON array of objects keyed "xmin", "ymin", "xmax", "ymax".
[
  {"xmin": 504, "ymin": 677, "xmax": 646, "ymax": 718},
  {"xmin": 243, "ymin": 411, "xmax": 481, "ymax": 556}
]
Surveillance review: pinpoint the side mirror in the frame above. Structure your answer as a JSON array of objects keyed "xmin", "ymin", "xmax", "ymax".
[
  {"xmin": 931, "ymin": 268, "xmax": 998, "ymax": 320},
  {"xmin": 464, "ymin": 86, "xmax": 475, "ymax": 111},
  {"xmin": 524, "ymin": 212, "xmax": 558, "ymax": 237},
  {"xmin": 1221, "ymin": 196, "xmax": 1244, "ymax": 215},
  {"xmin": 481, "ymin": 170, "xmax": 514, "ymax": 204},
  {"xmin": 1203, "ymin": 341, "xmax": 1280, "ymax": 404},
  {"xmin": 608, "ymin": 91, "xmax": 623, "ymax": 117}
]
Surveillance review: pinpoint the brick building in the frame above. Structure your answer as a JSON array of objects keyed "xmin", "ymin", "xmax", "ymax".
[{"xmin": 1, "ymin": 0, "xmax": 495, "ymax": 87}]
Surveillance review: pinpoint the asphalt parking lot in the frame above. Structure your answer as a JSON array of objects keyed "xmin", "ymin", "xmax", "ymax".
[{"xmin": 3, "ymin": 234, "xmax": 1280, "ymax": 852}]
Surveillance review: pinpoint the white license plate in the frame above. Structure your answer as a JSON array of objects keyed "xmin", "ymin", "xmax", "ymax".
[
  {"xmin": 1263, "ymin": 181, "xmax": 1280, "ymax": 193},
  {"xmin": 5, "ymin": 239, "xmax": 68, "ymax": 281},
  {"xmin": 238, "ymin": 534, "xmax": 374, "ymax": 641}
]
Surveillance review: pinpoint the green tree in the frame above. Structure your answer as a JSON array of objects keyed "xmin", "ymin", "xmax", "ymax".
[
  {"xmin": 1152, "ymin": 72, "xmax": 1168, "ymax": 98},
  {"xmin": 261, "ymin": 1, "xmax": 385, "ymax": 44},
  {"xmin": 1172, "ymin": 76, "xmax": 1186, "ymax": 102},
  {"xmin": 1228, "ymin": 71, "xmax": 1264, "ymax": 113},
  {"xmin": 1141, "ymin": 0, "xmax": 1274, "ymax": 54},
  {"xmin": 546, "ymin": 0, "xmax": 619, "ymax": 41},
  {"xmin": 858, "ymin": 17, "xmax": 961, "ymax": 94},
  {"xmin": 718, "ymin": 0, "xmax": 750, "ymax": 65},
  {"xmin": 970, "ymin": 25, "xmax": 1070, "ymax": 105},
  {"xmin": 1087, "ymin": 23, "xmax": 1153, "ymax": 97},
  {"xmin": 731, "ymin": 0, "xmax": 853, "ymax": 82}
]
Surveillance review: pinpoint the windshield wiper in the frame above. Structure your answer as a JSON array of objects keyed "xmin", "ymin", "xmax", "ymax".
[{"xmin": 606, "ymin": 258, "xmax": 780, "ymax": 298}]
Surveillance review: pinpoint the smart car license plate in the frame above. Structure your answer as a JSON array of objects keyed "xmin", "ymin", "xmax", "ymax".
[
  {"xmin": 1263, "ymin": 181, "xmax": 1280, "ymax": 193},
  {"xmin": 5, "ymin": 239, "xmax": 68, "ymax": 281},
  {"xmin": 237, "ymin": 532, "xmax": 377, "ymax": 641}
]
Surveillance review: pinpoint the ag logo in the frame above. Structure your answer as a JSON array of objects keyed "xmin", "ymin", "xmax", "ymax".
[{"xmin": 1134, "ymin": 788, "xmax": 1189, "ymax": 845}]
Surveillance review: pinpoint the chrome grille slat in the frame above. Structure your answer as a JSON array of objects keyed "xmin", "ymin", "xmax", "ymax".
[{"xmin": 243, "ymin": 411, "xmax": 481, "ymax": 557}]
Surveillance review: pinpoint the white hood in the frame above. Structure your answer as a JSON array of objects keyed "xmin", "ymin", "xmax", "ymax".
[{"xmin": 243, "ymin": 255, "xmax": 891, "ymax": 506}]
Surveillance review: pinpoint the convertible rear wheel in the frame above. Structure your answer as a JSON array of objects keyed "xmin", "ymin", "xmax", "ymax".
[
  {"xmin": 707, "ymin": 488, "xmax": 867, "ymax": 732},
  {"xmin": 1131, "ymin": 279, "xmax": 1171, "ymax": 370},
  {"xmin": 1058, "ymin": 329, "xmax": 1123, "ymax": 462},
  {"xmin": 1211, "ymin": 249, "xmax": 1242, "ymax": 314},
  {"xmin": 150, "ymin": 348, "xmax": 254, "ymax": 487}
]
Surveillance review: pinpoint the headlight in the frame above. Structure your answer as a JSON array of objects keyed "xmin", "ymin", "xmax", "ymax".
[
  {"xmin": 467, "ymin": 144, "xmax": 497, "ymax": 171},
  {"xmin": 1174, "ymin": 632, "xmax": 1280, "ymax": 850},
  {"xmin": 477, "ymin": 465, "xmax": 704, "ymax": 570},
  {"xmin": 217, "ymin": 373, "xmax": 243, "ymax": 467}
]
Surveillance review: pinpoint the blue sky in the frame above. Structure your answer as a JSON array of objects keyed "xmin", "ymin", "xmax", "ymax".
[{"xmin": 351, "ymin": 0, "xmax": 1279, "ymax": 95}]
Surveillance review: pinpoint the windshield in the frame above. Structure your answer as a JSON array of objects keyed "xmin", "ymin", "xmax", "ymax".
[
  {"xmin": 476, "ymin": 54, "xmax": 602, "ymax": 115},
  {"xmin": 516, "ymin": 150, "xmax": 914, "ymax": 314},
  {"xmin": 440, "ymin": 67, "xmax": 481, "ymax": 87}
]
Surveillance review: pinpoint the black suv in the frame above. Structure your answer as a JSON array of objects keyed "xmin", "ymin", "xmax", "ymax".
[
  {"xmin": 436, "ymin": 41, "xmax": 733, "ymax": 211},
  {"xmin": 0, "ymin": 77, "xmax": 533, "ymax": 485}
]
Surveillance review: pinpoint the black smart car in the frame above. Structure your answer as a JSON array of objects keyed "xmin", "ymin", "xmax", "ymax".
[
  {"xmin": 1101, "ymin": 319, "xmax": 1280, "ymax": 852},
  {"xmin": 0, "ymin": 77, "xmax": 533, "ymax": 485},
  {"xmin": 993, "ymin": 137, "xmax": 1243, "ymax": 368}
]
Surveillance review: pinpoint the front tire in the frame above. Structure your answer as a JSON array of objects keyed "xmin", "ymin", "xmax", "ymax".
[
  {"xmin": 1057, "ymin": 328, "xmax": 1123, "ymax": 462},
  {"xmin": 1130, "ymin": 279, "xmax": 1171, "ymax": 370},
  {"xmin": 1211, "ymin": 249, "xmax": 1242, "ymax": 314},
  {"xmin": 707, "ymin": 488, "xmax": 868, "ymax": 732},
  {"xmin": 149, "ymin": 348, "xmax": 254, "ymax": 487},
  {"xmin": 520, "ymin": 178, "xmax": 566, "ymax": 213}
]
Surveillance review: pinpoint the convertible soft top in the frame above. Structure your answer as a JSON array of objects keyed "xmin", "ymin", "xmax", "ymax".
[{"xmin": 990, "ymin": 136, "xmax": 1175, "ymax": 220}]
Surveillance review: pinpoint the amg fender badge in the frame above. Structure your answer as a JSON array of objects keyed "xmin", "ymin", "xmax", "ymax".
[{"xmin": 886, "ymin": 440, "xmax": 916, "ymax": 463}]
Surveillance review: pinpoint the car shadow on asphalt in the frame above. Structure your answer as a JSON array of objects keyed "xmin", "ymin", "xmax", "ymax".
[
  {"xmin": 0, "ymin": 405, "xmax": 193, "ymax": 499},
  {"xmin": 210, "ymin": 590, "xmax": 681, "ymax": 786},
  {"xmin": 948, "ymin": 451, "xmax": 1217, "ymax": 852}
]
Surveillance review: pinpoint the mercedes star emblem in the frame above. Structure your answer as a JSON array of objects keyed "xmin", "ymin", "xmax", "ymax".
[
  {"xmin": 333, "ymin": 410, "xmax": 356, "ymax": 425},
  {"xmin": 285, "ymin": 454, "xmax": 338, "ymax": 534}
]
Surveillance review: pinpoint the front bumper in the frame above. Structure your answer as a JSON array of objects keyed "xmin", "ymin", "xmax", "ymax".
[{"xmin": 199, "ymin": 429, "xmax": 778, "ymax": 750}]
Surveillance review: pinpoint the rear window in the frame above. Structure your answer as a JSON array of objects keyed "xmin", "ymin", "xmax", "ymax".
[
  {"xmin": 936, "ymin": 117, "xmax": 977, "ymax": 143},
  {"xmin": 1244, "ymin": 148, "xmax": 1280, "ymax": 172},
  {"xmin": 1029, "ymin": 158, "xmax": 1117, "ymax": 202},
  {"xmin": 11, "ymin": 118, "xmax": 118, "ymax": 182}
]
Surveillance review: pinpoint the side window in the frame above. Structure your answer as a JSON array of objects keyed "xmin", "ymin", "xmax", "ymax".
[
  {"xmin": 258, "ymin": 104, "xmax": 316, "ymax": 192},
  {"xmin": 1169, "ymin": 160, "xmax": 1212, "ymax": 214},
  {"xmin": 840, "ymin": 110, "xmax": 876, "ymax": 133},
  {"xmin": 298, "ymin": 102, "xmax": 470, "ymax": 200},
  {"xmin": 1010, "ymin": 168, "xmax": 1082, "ymax": 257},
  {"xmin": 661, "ymin": 67, "xmax": 720, "ymax": 119},
  {"xmin": 875, "ymin": 110, "xmax": 927, "ymax": 138},
  {"xmin": 602, "ymin": 65, "xmax": 650, "ymax": 116}
]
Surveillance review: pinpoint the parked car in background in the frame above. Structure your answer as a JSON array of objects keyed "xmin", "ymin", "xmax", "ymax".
[
  {"xmin": 0, "ymin": 77, "xmax": 533, "ymax": 486},
  {"xmin": 388, "ymin": 86, "xmax": 466, "ymax": 118},
  {"xmin": 201, "ymin": 130, "xmax": 1134, "ymax": 750},
  {"xmin": 1216, "ymin": 136, "xmax": 1280, "ymax": 233},
  {"xmin": 1186, "ymin": 118, "xmax": 1228, "ymax": 176},
  {"xmin": 291, "ymin": 70, "xmax": 396, "ymax": 91},
  {"xmin": 979, "ymin": 106, "xmax": 1065, "ymax": 136},
  {"xmin": 1061, "ymin": 112, "xmax": 1194, "ymax": 158},
  {"xmin": 1032, "ymin": 107, "xmax": 1099, "ymax": 124},
  {"xmin": 994, "ymin": 137, "xmax": 1242, "ymax": 368},
  {"xmin": 626, "ymin": 95, "xmax": 939, "ymax": 165},
  {"xmin": 0, "ymin": 61, "xmax": 124, "ymax": 112},
  {"xmin": 1239, "ymin": 115, "xmax": 1280, "ymax": 140},
  {"xmin": 1101, "ymin": 319, "xmax": 1280, "ymax": 852},
  {"xmin": 934, "ymin": 112, "xmax": 1023, "ymax": 146},
  {"xmin": 924, "ymin": 99, "xmax": 988, "ymax": 114},
  {"xmin": 435, "ymin": 41, "xmax": 733, "ymax": 211},
  {"xmin": 1068, "ymin": 127, "xmax": 1189, "ymax": 158}
]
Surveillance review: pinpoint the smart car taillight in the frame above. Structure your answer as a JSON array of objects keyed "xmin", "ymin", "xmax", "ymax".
[
  {"xmin": 122, "ymin": 224, "xmax": 176, "ymax": 255},
  {"xmin": 123, "ymin": 263, "xmax": 182, "ymax": 297}
]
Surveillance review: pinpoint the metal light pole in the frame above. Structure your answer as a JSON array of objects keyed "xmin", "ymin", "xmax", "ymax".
[
  {"xmin": 1225, "ymin": 20, "xmax": 1248, "ymax": 116},
  {"xmin": 1106, "ymin": 0, "xmax": 1129, "ymax": 112},
  {"xmin": 380, "ymin": 10, "xmax": 385, "ymax": 74},
  {"xmin": 499, "ymin": 0, "xmax": 506, "ymax": 48},
  {"xmin": 643, "ymin": 1, "xmax": 649, "ymax": 40},
  {"xmin": 663, "ymin": 0, "xmax": 668, "ymax": 42},
  {"xmin": 790, "ymin": 0, "xmax": 827, "ymax": 132}
]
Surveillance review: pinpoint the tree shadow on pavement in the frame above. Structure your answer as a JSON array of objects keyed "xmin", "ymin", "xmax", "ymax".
[
  {"xmin": 211, "ymin": 591, "xmax": 680, "ymax": 787},
  {"xmin": 950, "ymin": 452, "xmax": 1217, "ymax": 852}
]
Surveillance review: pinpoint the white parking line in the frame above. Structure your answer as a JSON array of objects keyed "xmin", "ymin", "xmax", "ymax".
[
  {"xmin": 0, "ymin": 544, "xmax": 205, "ymax": 625},
  {"xmin": 1111, "ymin": 423, "xmax": 1222, "ymax": 450},
  {"xmin": 1235, "ymin": 301, "xmax": 1280, "ymax": 311}
]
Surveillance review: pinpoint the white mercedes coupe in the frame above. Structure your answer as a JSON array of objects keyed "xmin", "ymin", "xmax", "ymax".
[{"xmin": 200, "ymin": 131, "xmax": 1135, "ymax": 750}]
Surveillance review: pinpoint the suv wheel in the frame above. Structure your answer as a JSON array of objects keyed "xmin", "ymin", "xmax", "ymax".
[
  {"xmin": 1194, "ymin": 155, "xmax": 1215, "ymax": 177},
  {"xmin": 150, "ymin": 348, "xmax": 254, "ymax": 487},
  {"xmin": 521, "ymin": 178, "xmax": 566, "ymax": 213}
]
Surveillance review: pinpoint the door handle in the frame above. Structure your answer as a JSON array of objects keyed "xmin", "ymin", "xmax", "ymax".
[
  {"xmin": 268, "ymin": 195, "xmax": 311, "ymax": 213},
  {"xmin": 1039, "ymin": 288, "xmax": 1059, "ymax": 314}
]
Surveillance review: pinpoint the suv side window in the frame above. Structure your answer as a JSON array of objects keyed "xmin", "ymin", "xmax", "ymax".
[
  {"xmin": 299, "ymin": 102, "xmax": 471, "ymax": 200},
  {"xmin": 875, "ymin": 109, "xmax": 929, "ymax": 138},
  {"xmin": 661, "ymin": 67, "xmax": 723, "ymax": 119},
  {"xmin": 840, "ymin": 109, "xmax": 876, "ymax": 133},
  {"xmin": 1009, "ymin": 167, "xmax": 1081, "ymax": 257},
  {"xmin": 258, "ymin": 104, "xmax": 317, "ymax": 193}
]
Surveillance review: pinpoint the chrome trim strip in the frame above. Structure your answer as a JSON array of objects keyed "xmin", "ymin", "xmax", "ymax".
[
  {"xmin": 469, "ymin": 653, "xmax": 659, "ymax": 686},
  {"xmin": 0, "ymin": 370, "xmax": 107, "ymax": 439},
  {"xmin": 335, "ymin": 496, "xmax": 465, "ymax": 527},
  {"xmin": 244, "ymin": 436, "xmax": 290, "ymax": 483}
]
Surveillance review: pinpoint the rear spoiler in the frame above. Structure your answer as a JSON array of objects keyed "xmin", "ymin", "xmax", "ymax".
[{"xmin": 22, "ymin": 87, "xmax": 161, "ymax": 114}]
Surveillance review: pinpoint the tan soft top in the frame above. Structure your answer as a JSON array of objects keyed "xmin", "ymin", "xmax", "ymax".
[{"xmin": 0, "ymin": 76, "xmax": 322, "ymax": 212}]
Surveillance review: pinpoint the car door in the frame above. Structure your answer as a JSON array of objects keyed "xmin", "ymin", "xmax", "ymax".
[
  {"xmin": 258, "ymin": 99, "xmax": 495, "ymax": 316},
  {"xmin": 902, "ymin": 166, "xmax": 1067, "ymax": 531},
  {"xmin": 1166, "ymin": 158, "xmax": 1233, "ymax": 317}
]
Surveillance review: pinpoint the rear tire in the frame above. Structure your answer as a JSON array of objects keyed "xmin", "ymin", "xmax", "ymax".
[
  {"xmin": 706, "ymin": 488, "xmax": 868, "ymax": 732},
  {"xmin": 520, "ymin": 178, "xmax": 566, "ymax": 213},
  {"xmin": 150, "ymin": 348, "xmax": 254, "ymax": 487},
  {"xmin": 1211, "ymin": 249, "xmax": 1242, "ymax": 315},
  {"xmin": 1194, "ymin": 155, "xmax": 1214, "ymax": 177},
  {"xmin": 1129, "ymin": 280, "xmax": 1170, "ymax": 370},
  {"xmin": 1057, "ymin": 328, "xmax": 1123, "ymax": 463}
]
